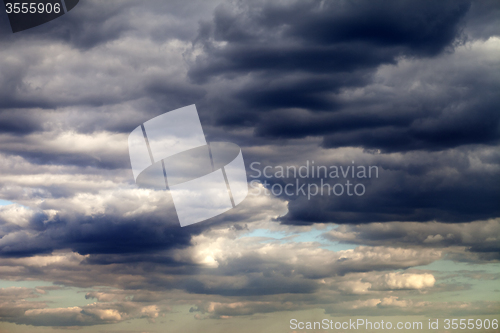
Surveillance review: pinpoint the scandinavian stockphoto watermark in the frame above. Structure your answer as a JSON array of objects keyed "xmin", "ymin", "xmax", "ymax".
[
  {"xmin": 249, "ymin": 161, "xmax": 379, "ymax": 199},
  {"xmin": 128, "ymin": 105, "xmax": 248, "ymax": 227},
  {"xmin": 127, "ymin": 105, "xmax": 379, "ymax": 226}
]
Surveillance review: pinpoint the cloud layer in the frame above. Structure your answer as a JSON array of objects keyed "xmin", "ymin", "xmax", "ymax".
[{"xmin": 0, "ymin": 0, "xmax": 498, "ymax": 329}]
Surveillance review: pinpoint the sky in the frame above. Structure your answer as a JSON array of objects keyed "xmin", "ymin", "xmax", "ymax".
[{"xmin": 0, "ymin": 0, "xmax": 499, "ymax": 332}]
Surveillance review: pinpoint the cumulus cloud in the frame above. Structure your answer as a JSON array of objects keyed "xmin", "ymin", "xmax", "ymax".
[
  {"xmin": 374, "ymin": 273, "xmax": 436, "ymax": 290},
  {"xmin": 13, "ymin": 302, "xmax": 164, "ymax": 327}
]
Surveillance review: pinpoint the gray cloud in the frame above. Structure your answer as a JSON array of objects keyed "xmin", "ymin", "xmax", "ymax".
[{"xmin": 322, "ymin": 219, "xmax": 500, "ymax": 261}]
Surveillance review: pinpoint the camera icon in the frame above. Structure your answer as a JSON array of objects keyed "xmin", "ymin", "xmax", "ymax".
[{"xmin": 128, "ymin": 105, "xmax": 248, "ymax": 227}]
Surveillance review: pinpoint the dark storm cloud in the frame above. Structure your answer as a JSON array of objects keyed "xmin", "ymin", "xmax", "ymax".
[
  {"xmin": 0, "ymin": 187, "xmax": 204, "ymax": 257},
  {"xmin": 246, "ymin": 144, "xmax": 500, "ymax": 224},
  {"xmin": 190, "ymin": 0, "xmax": 470, "ymax": 81},
  {"xmin": 0, "ymin": 209, "xmax": 193, "ymax": 258},
  {"xmin": 320, "ymin": 84, "xmax": 500, "ymax": 152},
  {"xmin": 182, "ymin": 0, "xmax": 500, "ymax": 225},
  {"xmin": 187, "ymin": 0, "xmax": 500, "ymax": 153},
  {"xmin": 277, "ymin": 172, "xmax": 500, "ymax": 224}
]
